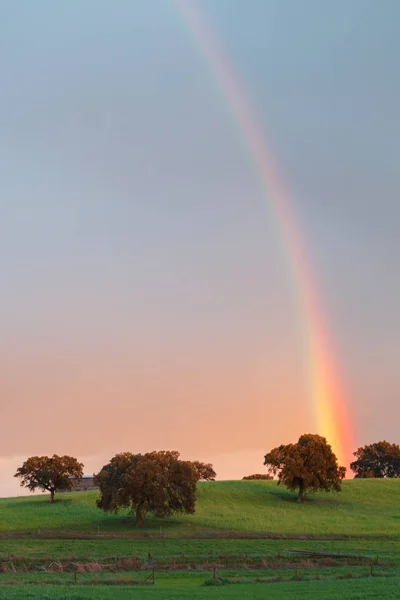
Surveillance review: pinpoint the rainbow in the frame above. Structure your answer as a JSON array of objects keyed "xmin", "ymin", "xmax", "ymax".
[{"xmin": 175, "ymin": 0, "xmax": 355, "ymax": 467}]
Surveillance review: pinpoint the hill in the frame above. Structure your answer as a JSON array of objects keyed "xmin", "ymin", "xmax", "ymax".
[
  {"xmin": 0, "ymin": 480, "xmax": 399, "ymax": 598},
  {"xmin": 1, "ymin": 479, "xmax": 399, "ymax": 538}
]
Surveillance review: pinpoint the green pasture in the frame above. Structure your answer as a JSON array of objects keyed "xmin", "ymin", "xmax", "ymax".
[
  {"xmin": 0, "ymin": 480, "xmax": 399, "ymax": 598},
  {"xmin": 2, "ymin": 479, "xmax": 399, "ymax": 537},
  {"xmin": 1, "ymin": 537, "xmax": 400, "ymax": 561},
  {"xmin": 0, "ymin": 577, "xmax": 399, "ymax": 600}
]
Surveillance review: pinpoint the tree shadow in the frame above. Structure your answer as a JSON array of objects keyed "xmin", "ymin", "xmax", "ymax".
[
  {"xmin": 3, "ymin": 497, "xmax": 55, "ymax": 508},
  {"xmin": 91, "ymin": 512, "xmax": 187, "ymax": 533},
  {"xmin": 266, "ymin": 486, "xmax": 344, "ymax": 506},
  {"xmin": 263, "ymin": 485, "xmax": 297, "ymax": 501},
  {"xmin": 2, "ymin": 493, "xmax": 191, "ymax": 535}
]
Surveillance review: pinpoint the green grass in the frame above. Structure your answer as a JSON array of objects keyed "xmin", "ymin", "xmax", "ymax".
[
  {"xmin": 0, "ymin": 578, "xmax": 399, "ymax": 600},
  {"xmin": 0, "ymin": 564, "xmax": 395, "ymax": 583},
  {"xmin": 1, "ymin": 537, "xmax": 399, "ymax": 561},
  {"xmin": 2, "ymin": 480, "xmax": 400, "ymax": 537},
  {"xmin": 0, "ymin": 480, "xmax": 399, "ymax": 598},
  {"xmin": 190, "ymin": 480, "xmax": 400, "ymax": 536}
]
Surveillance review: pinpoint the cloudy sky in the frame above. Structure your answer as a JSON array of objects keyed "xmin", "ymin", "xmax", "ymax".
[{"xmin": 1, "ymin": 0, "xmax": 399, "ymax": 496}]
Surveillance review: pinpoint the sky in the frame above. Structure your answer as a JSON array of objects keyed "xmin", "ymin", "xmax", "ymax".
[{"xmin": 1, "ymin": 0, "xmax": 399, "ymax": 497}]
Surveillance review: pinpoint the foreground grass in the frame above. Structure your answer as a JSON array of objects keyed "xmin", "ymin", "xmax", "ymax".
[
  {"xmin": 0, "ymin": 577, "xmax": 399, "ymax": 600},
  {"xmin": 1, "ymin": 537, "xmax": 400, "ymax": 562},
  {"xmin": 0, "ymin": 565, "xmax": 396, "ymax": 583},
  {"xmin": 0, "ymin": 481, "xmax": 399, "ymax": 598},
  {"xmin": 2, "ymin": 480, "xmax": 399, "ymax": 537}
]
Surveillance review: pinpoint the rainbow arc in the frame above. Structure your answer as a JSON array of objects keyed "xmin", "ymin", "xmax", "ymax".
[{"xmin": 176, "ymin": 0, "xmax": 355, "ymax": 466}]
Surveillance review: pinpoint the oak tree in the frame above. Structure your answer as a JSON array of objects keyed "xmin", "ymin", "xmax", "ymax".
[
  {"xmin": 264, "ymin": 434, "xmax": 346, "ymax": 502},
  {"xmin": 95, "ymin": 451, "xmax": 201, "ymax": 526},
  {"xmin": 350, "ymin": 441, "xmax": 400, "ymax": 478},
  {"xmin": 192, "ymin": 461, "xmax": 216, "ymax": 481},
  {"xmin": 14, "ymin": 455, "xmax": 84, "ymax": 502}
]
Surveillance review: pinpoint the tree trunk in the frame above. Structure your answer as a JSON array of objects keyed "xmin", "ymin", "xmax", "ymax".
[
  {"xmin": 136, "ymin": 505, "xmax": 144, "ymax": 526},
  {"xmin": 297, "ymin": 480, "xmax": 304, "ymax": 503},
  {"xmin": 50, "ymin": 488, "xmax": 55, "ymax": 503}
]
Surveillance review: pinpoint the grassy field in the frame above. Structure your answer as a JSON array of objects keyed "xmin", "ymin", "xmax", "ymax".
[
  {"xmin": 0, "ymin": 480, "xmax": 399, "ymax": 598},
  {"xmin": 2, "ymin": 537, "xmax": 400, "ymax": 561},
  {"xmin": 2, "ymin": 479, "xmax": 399, "ymax": 536},
  {"xmin": 0, "ymin": 578, "xmax": 399, "ymax": 600}
]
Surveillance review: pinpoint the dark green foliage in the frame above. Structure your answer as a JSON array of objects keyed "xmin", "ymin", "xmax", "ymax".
[
  {"xmin": 350, "ymin": 441, "xmax": 400, "ymax": 478},
  {"xmin": 14, "ymin": 455, "xmax": 83, "ymax": 503},
  {"xmin": 191, "ymin": 461, "xmax": 216, "ymax": 481},
  {"xmin": 264, "ymin": 434, "xmax": 346, "ymax": 502},
  {"xmin": 95, "ymin": 451, "xmax": 199, "ymax": 525}
]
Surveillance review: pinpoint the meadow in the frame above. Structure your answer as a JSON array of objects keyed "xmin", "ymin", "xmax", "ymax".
[
  {"xmin": 0, "ymin": 480, "xmax": 399, "ymax": 599},
  {"xmin": 1, "ymin": 479, "xmax": 399, "ymax": 536}
]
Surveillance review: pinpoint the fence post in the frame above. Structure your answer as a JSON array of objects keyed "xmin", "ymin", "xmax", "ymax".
[
  {"xmin": 152, "ymin": 569, "xmax": 155, "ymax": 584},
  {"xmin": 213, "ymin": 567, "xmax": 217, "ymax": 579},
  {"xmin": 74, "ymin": 571, "xmax": 77, "ymax": 584}
]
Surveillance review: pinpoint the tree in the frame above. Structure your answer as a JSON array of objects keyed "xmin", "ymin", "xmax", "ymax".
[
  {"xmin": 242, "ymin": 474, "xmax": 273, "ymax": 480},
  {"xmin": 95, "ymin": 451, "xmax": 200, "ymax": 526},
  {"xmin": 264, "ymin": 434, "xmax": 346, "ymax": 503},
  {"xmin": 14, "ymin": 455, "xmax": 84, "ymax": 503},
  {"xmin": 350, "ymin": 441, "xmax": 400, "ymax": 478},
  {"xmin": 191, "ymin": 461, "xmax": 216, "ymax": 481}
]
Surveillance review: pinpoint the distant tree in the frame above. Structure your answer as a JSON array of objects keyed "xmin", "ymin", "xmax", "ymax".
[
  {"xmin": 14, "ymin": 455, "xmax": 83, "ymax": 503},
  {"xmin": 350, "ymin": 441, "xmax": 400, "ymax": 478},
  {"xmin": 95, "ymin": 451, "xmax": 200, "ymax": 526},
  {"xmin": 242, "ymin": 474, "xmax": 273, "ymax": 481},
  {"xmin": 191, "ymin": 461, "xmax": 216, "ymax": 481},
  {"xmin": 264, "ymin": 434, "xmax": 346, "ymax": 503}
]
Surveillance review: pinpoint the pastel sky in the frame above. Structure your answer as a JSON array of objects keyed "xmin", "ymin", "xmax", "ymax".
[{"xmin": 1, "ymin": 0, "xmax": 399, "ymax": 496}]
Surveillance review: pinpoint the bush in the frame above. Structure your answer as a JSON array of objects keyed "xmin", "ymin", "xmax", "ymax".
[{"xmin": 242, "ymin": 474, "xmax": 273, "ymax": 481}]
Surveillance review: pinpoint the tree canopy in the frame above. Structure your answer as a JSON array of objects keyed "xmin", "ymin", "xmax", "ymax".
[
  {"xmin": 14, "ymin": 455, "xmax": 84, "ymax": 502},
  {"xmin": 264, "ymin": 434, "xmax": 346, "ymax": 502},
  {"xmin": 95, "ymin": 451, "xmax": 210, "ymax": 525},
  {"xmin": 191, "ymin": 461, "xmax": 216, "ymax": 481},
  {"xmin": 350, "ymin": 441, "xmax": 400, "ymax": 478},
  {"xmin": 242, "ymin": 474, "xmax": 273, "ymax": 480}
]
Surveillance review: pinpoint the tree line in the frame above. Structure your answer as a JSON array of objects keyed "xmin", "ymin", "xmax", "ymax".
[
  {"xmin": 262, "ymin": 436, "xmax": 400, "ymax": 502},
  {"xmin": 14, "ymin": 452, "xmax": 216, "ymax": 524},
  {"xmin": 14, "ymin": 437, "xmax": 400, "ymax": 524}
]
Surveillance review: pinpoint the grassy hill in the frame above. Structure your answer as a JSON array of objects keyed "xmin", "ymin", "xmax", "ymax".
[
  {"xmin": 1, "ymin": 479, "xmax": 399, "ymax": 537},
  {"xmin": 0, "ymin": 480, "xmax": 399, "ymax": 599}
]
